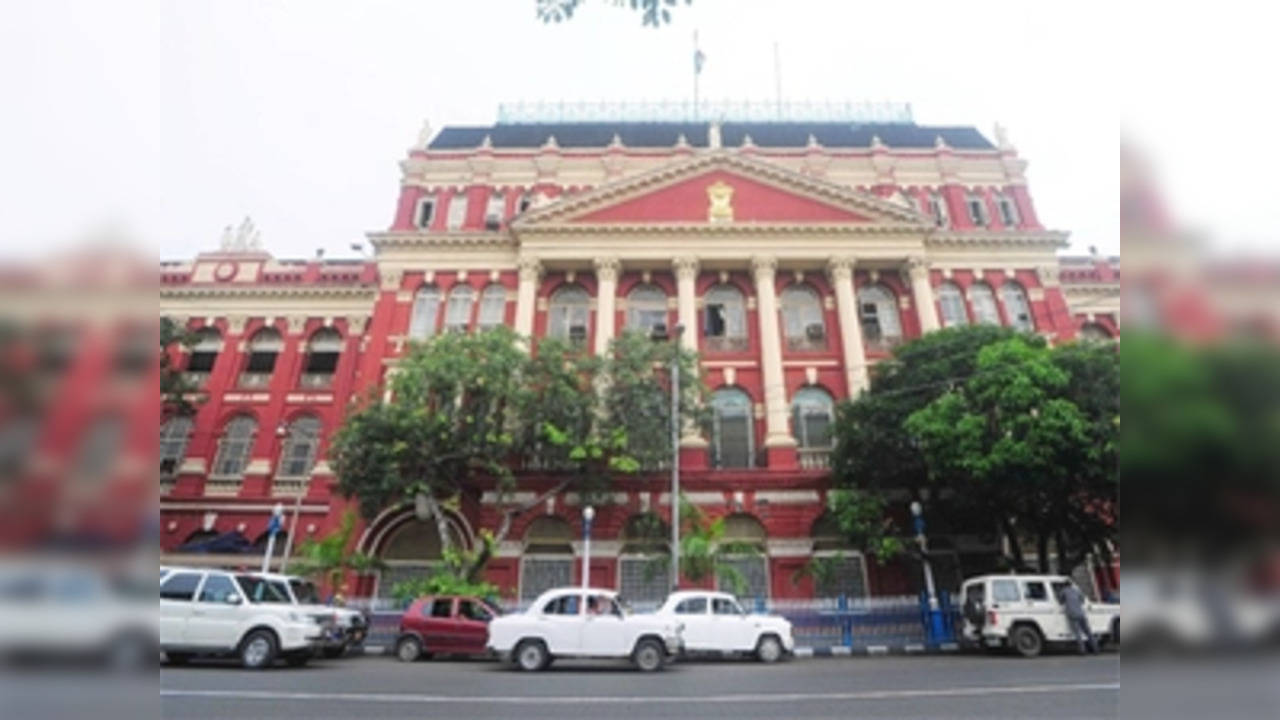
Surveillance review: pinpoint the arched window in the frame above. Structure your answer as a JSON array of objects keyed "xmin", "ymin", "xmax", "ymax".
[
  {"xmin": 997, "ymin": 193, "xmax": 1020, "ymax": 226},
  {"xmin": 809, "ymin": 514, "xmax": 869, "ymax": 598},
  {"xmin": 619, "ymin": 513, "xmax": 671, "ymax": 605},
  {"xmin": 937, "ymin": 282, "xmax": 969, "ymax": 328},
  {"xmin": 967, "ymin": 192, "xmax": 989, "ymax": 226},
  {"xmin": 376, "ymin": 515, "xmax": 466, "ymax": 600},
  {"xmin": 626, "ymin": 284, "xmax": 668, "ymax": 336},
  {"xmin": 858, "ymin": 284, "xmax": 902, "ymax": 350},
  {"xmin": 1000, "ymin": 281, "xmax": 1035, "ymax": 332},
  {"xmin": 239, "ymin": 328, "xmax": 282, "ymax": 388},
  {"xmin": 520, "ymin": 515, "xmax": 575, "ymax": 602},
  {"xmin": 160, "ymin": 416, "xmax": 193, "ymax": 480},
  {"xmin": 484, "ymin": 191, "xmax": 505, "ymax": 230},
  {"xmin": 300, "ymin": 328, "xmax": 341, "ymax": 388},
  {"xmin": 717, "ymin": 514, "xmax": 768, "ymax": 601},
  {"xmin": 477, "ymin": 284, "xmax": 507, "ymax": 330},
  {"xmin": 780, "ymin": 284, "xmax": 826, "ymax": 350},
  {"xmin": 928, "ymin": 190, "xmax": 949, "ymax": 227},
  {"xmin": 212, "ymin": 415, "xmax": 257, "ymax": 478},
  {"xmin": 408, "ymin": 285, "xmax": 441, "ymax": 340},
  {"xmin": 704, "ymin": 284, "xmax": 748, "ymax": 352},
  {"xmin": 277, "ymin": 415, "xmax": 322, "ymax": 479},
  {"xmin": 446, "ymin": 191, "xmax": 469, "ymax": 230},
  {"xmin": 184, "ymin": 327, "xmax": 222, "ymax": 386},
  {"xmin": 444, "ymin": 284, "xmax": 475, "ymax": 332},
  {"xmin": 710, "ymin": 388, "xmax": 754, "ymax": 469},
  {"xmin": 547, "ymin": 285, "xmax": 590, "ymax": 345},
  {"xmin": 1079, "ymin": 322, "xmax": 1113, "ymax": 341},
  {"xmin": 791, "ymin": 387, "xmax": 835, "ymax": 450},
  {"xmin": 969, "ymin": 283, "xmax": 1001, "ymax": 325}
]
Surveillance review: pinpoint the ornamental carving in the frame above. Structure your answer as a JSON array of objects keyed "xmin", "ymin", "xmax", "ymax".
[
  {"xmin": 1036, "ymin": 265, "xmax": 1061, "ymax": 287},
  {"xmin": 826, "ymin": 256, "xmax": 856, "ymax": 283},
  {"xmin": 380, "ymin": 267, "xmax": 405, "ymax": 291},
  {"xmin": 672, "ymin": 256, "xmax": 699, "ymax": 281},
  {"xmin": 346, "ymin": 315, "xmax": 370, "ymax": 335},
  {"xmin": 593, "ymin": 256, "xmax": 621, "ymax": 282},
  {"xmin": 749, "ymin": 255, "xmax": 777, "ymax": 278},
  {"xmin": 285, "ymin": 315, "xmax": 307, "ymax": 335},
  {"xmin": 905, "ymin": 255, "xmax": 931, "ymax": 280},
  {"xmin": 706, "ymin": 180, "xmax": 735, "ymax": 223},
  {"xmin": 517, "ymin": 257, "xmax": 544, "ymax": 283}
]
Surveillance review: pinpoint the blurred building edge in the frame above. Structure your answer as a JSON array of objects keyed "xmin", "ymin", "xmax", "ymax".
[{"xmin": 0, "ymin": 244, "xmax": 157, "ymax": 554}]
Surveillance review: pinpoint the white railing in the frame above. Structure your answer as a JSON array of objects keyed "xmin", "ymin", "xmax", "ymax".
[
  {"xmin": 496, "ymin": 100, "xmax": 915, "ymax": 125},
  {"xmin": 272, "ymin": 477, "xmax": 308, "ymax": 497},
  {"xmin": 298, "ymin": 373, "xmax": 333, "ymax": 389},
  {"xmin": 798, "ymin": 448, "xmax": 831, "ymax": 470},
  {"xmin": 237, "ymin": 372, "xmax": 272, "ymax": 389},
  {"xmin": 204, "ymin": 476, "xmax": 242, "ymax": 496}
]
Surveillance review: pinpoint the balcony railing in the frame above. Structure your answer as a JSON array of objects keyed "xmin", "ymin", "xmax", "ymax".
[
  {"xmin": 204, "ymin": 476, "xmax": 243, "ymax": 496},
  {"xmin": 237, "ymin": 372, "xmax": 272, "ymax": 389},
  {"xmin": 181, "ymin": 372, "xmax": 210, "ymax": 389},
  {"xmin": 704, "ymin": 335, "xmax": 749, "ymax": 353},
  {"xmin": 298, "ymin": 372, "xmax": 333, "ymax": 390},
  {"xmin": 798, "ymin": 448, "xmax": 832, "ymax": 470},
  {"xmin": 272, "ymin": 477, "xmax": 308, "ymax": 497}
]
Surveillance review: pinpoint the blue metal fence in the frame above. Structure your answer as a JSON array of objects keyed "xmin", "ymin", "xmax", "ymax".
[{"xmin": 356, "ymin": 592, "xmax": 958, "ymax": 650}]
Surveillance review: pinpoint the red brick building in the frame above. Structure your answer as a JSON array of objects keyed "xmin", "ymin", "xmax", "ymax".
[{"xmin": 158, "ymin": 106, "xmax": 1119, "ymax": 602}]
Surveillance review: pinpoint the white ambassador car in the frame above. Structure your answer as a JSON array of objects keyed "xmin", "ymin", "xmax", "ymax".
[
  {"xmin": 487, "ymin": 587, "xmax": 684, "ymax": 671},
  {"xmin": 653, "ymin": 590, "xmax": 795, "ymax": 662}
]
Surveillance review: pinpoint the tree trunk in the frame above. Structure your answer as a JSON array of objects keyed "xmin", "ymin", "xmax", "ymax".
[
  {"xmin": 1036, "ymin": 532, "xmax": 1049, "ymax": 574},
  {"xmin": 421, "ymin": 493, "xmax": 454, "ymax": 554},
  {"xmin": 1000, "ymin": 517, "xmax": 1026, "ymax": 572}
]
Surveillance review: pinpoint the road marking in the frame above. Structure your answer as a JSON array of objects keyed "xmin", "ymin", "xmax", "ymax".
[{"xmin": 161, "ymin": 683, "xmax": 1119, "ymax": 705}]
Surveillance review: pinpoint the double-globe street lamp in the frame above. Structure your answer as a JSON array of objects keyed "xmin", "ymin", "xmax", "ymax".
[{"xmin": 911, "ymin": 500, "xmax": 948, "ymax": 643}]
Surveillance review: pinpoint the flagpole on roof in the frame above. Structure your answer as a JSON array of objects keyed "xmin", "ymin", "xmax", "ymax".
[{"xmin": 693, "ymin": 30, "xmax": 700, "ymax": 121}]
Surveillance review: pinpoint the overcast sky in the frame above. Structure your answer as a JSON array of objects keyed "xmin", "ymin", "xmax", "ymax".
[{"xmin": 6, "ymin": 0, "xmax": 1242, "ymax": 264}]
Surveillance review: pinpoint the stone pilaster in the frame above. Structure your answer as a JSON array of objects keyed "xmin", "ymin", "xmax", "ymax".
[
  {"xmin": 593, "ymin": 257, "xmax": 621, "ymax": 355},
  {"xmin": 514, "ymin": 257, "xmax": 543, "ymax": 345},
  {"xmin": 827, "ymin": 256, "xmax": 869, "ymax": 395},
  {"xmin": 750, "ymin": 255, "xmax": 796, "ymax": 457},
  {"xmin": 906, "ymin": 256, "xmax": 940, "ymax": 334}
]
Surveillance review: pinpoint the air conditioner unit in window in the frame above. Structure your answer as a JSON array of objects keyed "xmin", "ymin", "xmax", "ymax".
[
  {"xmin": 805, "ymin": 323, "xmax": 825, "ymax": 340},
  {"xmin": 649, "ymin": 323, "xmax": 669, "ymax": 341},
  {"xmin": 568, "ymin": 325, "xmax": 587, "ymax": 343},
  {"xmin": 484, "ymin": 214, "xmax": 501, "ymax": 231}
]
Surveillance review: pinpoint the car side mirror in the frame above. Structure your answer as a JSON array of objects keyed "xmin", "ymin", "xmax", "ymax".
[{"xmin": 225, "ymin": 593, "xmax": 242, "ymax": 605}]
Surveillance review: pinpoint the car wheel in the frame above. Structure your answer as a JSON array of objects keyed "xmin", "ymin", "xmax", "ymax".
[
  {"xmin": 239, "ymin": 630, "xmax": 278, "ymax": 669},
  {"xmin": 284, "ymin": 651, "xmax": 310, "ymax": 668},
  {"xmin": 755, "ymin": 635, "xmax": 783, "ymax": 663},
  {"xmin": 632, "ymin": 639, "xmax": 665, "ymax": 672},
  {"xmin": 396, "ymin": 636, "xmax": 422, "ymax": 663},
  {"xmin": 1010, "ymin": 626, "xmax": 1044, "ymax": 658},
  {"xmin": 515, "ymin": 640, "xmax": 549, "ymax": 672}
]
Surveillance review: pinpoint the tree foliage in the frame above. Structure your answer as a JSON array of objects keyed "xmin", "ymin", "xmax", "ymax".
[
  {"xmin": 389, "ymin": 537, "xmax": 501, "ymax": 606},
  {"xmin": 825, "ymin": 488, "xmax": 904, "ymax": 564},
  {"xmin": 537, "ymin": 0, "xmax": 692, "ymax": 27},
  {"xmin": 289, "ymin": 510, "xmax": 385, "ymax": 599},
  {"xmin": 676, "ymin": 497, "xmax": 759, "ymax": 595},
  {"xmin": 331, "ymin": 327, "xmax": 705, "ymax": 586},
  {"xmin": 829, "ymin": 326, "xmax": 1119, "ymax": 575},
  {"xmin": 160, "ymin": 316, "xmax": 199, "ymax": 415}
]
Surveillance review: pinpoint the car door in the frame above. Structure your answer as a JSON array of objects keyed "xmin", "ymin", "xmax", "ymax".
[
  {"xmin": 712, "ymin": 596, "xmax": 754, "ymax": 651},
  {"xmin": 1023, "ymin": 579, "xmax": 1068, "ymax": 641},
  {"xmin": 158, "ymin": 571, "xmax": 204, "ymax": 646},
  {"xmin": 184, "ymin": 573, "xmax": 244, "ymax": 649},
  {"xmin": 421, "ymin": 597, "xmax": 457, "ymax": 653},
  {"xmin": 455, "ymin": 598, "xmax": 494, "ymax": 654},
  {"xmin": 538, "ymin": 593, "xmax": 583, "ymax": 654},
  {"xmin": 579, "ymin": 594, "xmax": 627, "ymax": 656},
  {"xmin": 673, "ymin": 596, "xmax": 712, "ymax": 650}
]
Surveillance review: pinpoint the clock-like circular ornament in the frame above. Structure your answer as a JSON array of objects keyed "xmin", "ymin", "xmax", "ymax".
[{"xmin": 213, "ymin": 261, "xmax": 237, "ymax": 281}]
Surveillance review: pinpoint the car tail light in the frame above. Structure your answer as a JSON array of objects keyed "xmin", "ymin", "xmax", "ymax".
[{"xmin": 988, "ymin": 610, "xmax": 998, "ymax": 627}]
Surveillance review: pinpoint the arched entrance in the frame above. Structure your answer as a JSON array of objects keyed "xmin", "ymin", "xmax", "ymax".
[
  {"xmin": 617, "ymin": 513, "xmax": 671, "ymax": 606},
  {"xmin": 363, "ymin": 506, "xmax": 471, "ymax": 600},
  {"xmin": 518, "ymin": 515, "xmax": 574, "ymax": 603},
  {"xmin": 809, "ymin": 513, "xmax": 869, "ymax": 599},
  {"xmin": 716, "ymin": 513, "xmax": 768, "ymax": 602}
]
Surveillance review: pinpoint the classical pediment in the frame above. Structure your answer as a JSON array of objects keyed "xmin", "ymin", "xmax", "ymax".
[{"xmin": 511, "ymin": 151, "xmax": 931, "ymax": 230}]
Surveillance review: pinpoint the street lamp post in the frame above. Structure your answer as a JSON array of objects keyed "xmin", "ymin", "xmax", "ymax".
[
  {"xmin": 669, "ymin": 323, "xmax": 685, "ymax": 591},
  {"xmin": 911, "ymin": 500, "xmax": 947, "ymax": 644},
  {"xmin": 581, "ymin": 505, "xmax": 595, "ymax": 589},
  {"xmin": 262, "ymin": 502, "xmax": 284, "ymax": 573}
]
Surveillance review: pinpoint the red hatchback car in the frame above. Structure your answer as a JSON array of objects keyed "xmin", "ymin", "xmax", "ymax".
[{"xmin": 395, "ymin": 595, "xmax": 501, "ymax": 662}]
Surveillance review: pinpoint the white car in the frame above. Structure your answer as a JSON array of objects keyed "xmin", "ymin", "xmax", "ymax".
[
  {"xmin": 960, "ymin": 574, "xmax": 1120, "ymax": 657},
  {"xmin": 159, "ymin": 566, "xmax": 332, "ymax": 668},
  {"xmin": 653, "ymin": 590, "xmax": 794, "ymax": 662},
  {"xmin": 487, "ymin": 587, "xmax": 684, "ymax": 671},
  {"xmin": 248, "ymin": 572, "xmax": 368, "ymax": 657}
]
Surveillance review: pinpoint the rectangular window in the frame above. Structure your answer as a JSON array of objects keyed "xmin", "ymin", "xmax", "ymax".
[
  {"xmin": 160, "ymin": 572, "xmax": 203, "ymax": 602},
  {"xmin": 415, "ymin": 198, "xmax": 436, "ymax": 229},
  {"xmin": 968, "ymin": 198, "xmax": 987, "ymax": 226},
  {"xmin": 446, "ymin": 193, "xmax": 469, "ymax": 230},
  {"xmin": 429, "ymin": 599, "xmax": 453, "ymax": 618},
  {"xmin": 999, "ymin": 197, "xmax": 1018, "ymax": 226},
  {"xmin": 716, "ymin": 557, "xmax": 768, "ymax": 602},
  {"xmin": 674, "ymin": 597, "xmax": 707, "ymax": 614},
  {"xmin": 1024, "ymin": 581, "xmax": 1048, "ymax": 601},
  {"xmin": 992, "ymin": 579, "xmax": 1021, "ymax": 603},
  {"xmin": 618, "ymin": 556, "xmax": 670, "ymax": 605},
  {"xmin": 521, "ymin": 557, "xmax": 572, "ymax": 602},
  {"xmin": 716, "ymin": 414, "xmax": 752, "ymax": 468},
  {"xmin": 485, "ymin": 192, "xmax": 505, "ymax": 230}
]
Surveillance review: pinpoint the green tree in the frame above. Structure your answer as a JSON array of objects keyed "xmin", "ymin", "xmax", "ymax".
[
  {"xmin": 676, "ymin": 497, "xmax": 760, "ymax": 595},
  {"xmin": 161, "ymin": 316, "xmax": 199, "ymax": 415},
  {"xmin": 904, "ymin": 336, "xmax": 1116, "ymax": 572},
  {"xmin": 290, "ymin": 510, "xmax": 385, "ymax": 599},
  {"xmin": 537, "ymin": 0, "xmax": 692, "ymax": 27}
]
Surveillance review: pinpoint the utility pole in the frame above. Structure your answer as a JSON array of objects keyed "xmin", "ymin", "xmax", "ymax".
[{"xmin": 670, "ymin": 324, "xmax": 684, "ymax": 591}]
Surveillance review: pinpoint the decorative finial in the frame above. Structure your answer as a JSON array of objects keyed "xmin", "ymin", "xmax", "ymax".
[
  {"xmin": 415, "ymin": 120, "xmax": 434, "ymax": 149},
  {"xmin": 935, "ymin": 134, "xmax": 950, "ymax": 150},
  {"xmin": 870, "ymin": 134, "xmax": 886, "ymax": 150},
  {"xmin": 480, "ymin": 134, "xmax": 493, "ymax": 150},
  {"xmin": 741, "ymin": 133, "xmax": 755, "ymax": 148},
  {"xmin": 674, "ymin": 133, "xmax": 690, "ymax": 148},
  {"xmin": 708, "ymin": 120, "xmax": 722, "ymax": 149},
  {"xmin": 220, "ymin": 217, "xmax": 261, "ymax": 252},
  {"xmin": 542, "ymin": 134, "xmax": 559, "ymax": 150},
  {"xmin": 993, "ymin": 123, "xmax": 1012, "ymax": 150},
  {"xmin": 608, "ymin": 132, "xmax": 624, "ymax": 149},
  {"xmin": 807, "ymin": 133, "xmax": 821, "ymax": 149}
]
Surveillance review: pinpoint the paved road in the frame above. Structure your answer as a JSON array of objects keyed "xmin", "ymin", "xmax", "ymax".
[{"xmin": 160, "ymin": 652, "xmax": 1118, "ymax": 719}]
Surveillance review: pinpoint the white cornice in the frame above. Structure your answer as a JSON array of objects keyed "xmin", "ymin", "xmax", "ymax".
[
  {"xmin": 517, "ymin": 222, "xmax": 930, "ymax": 236},
  {"xmin": 368, "ymin": 231, "xmax": 517, "ymax": 250},
  {"xmin": 926, "ymin": 230, "xmax": 1069, "ymax": 249},
  {"xmin": 159, "ymin": 284, "xmax": 378, "ymax": 301}
]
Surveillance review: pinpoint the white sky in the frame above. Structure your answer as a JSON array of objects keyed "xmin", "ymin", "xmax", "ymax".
[{"xmin": 3, "ymin": 0, "xmax": 1200, "ymax": 264}]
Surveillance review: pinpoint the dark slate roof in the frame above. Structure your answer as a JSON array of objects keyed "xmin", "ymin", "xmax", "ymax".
[{"xmin": 428, "ymin": 122, "xmax": 993, "ymax": 151}]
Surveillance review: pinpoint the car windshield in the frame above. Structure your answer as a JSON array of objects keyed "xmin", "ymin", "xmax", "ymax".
[
  {"xmin": 290, "ymin": 579, "xmax": 319, "ymax": 604},
  {"xmin": 236, "ymin": 575, "xmax": 292, "ymax": 604}
]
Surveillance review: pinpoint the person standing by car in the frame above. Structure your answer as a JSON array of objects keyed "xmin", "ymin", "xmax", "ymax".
[{"xmin": 1059, "ymin": 583, "xmax": 1098, "ymax": 654}]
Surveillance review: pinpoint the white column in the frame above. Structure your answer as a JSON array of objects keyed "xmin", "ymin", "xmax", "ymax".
[
  {"xmin": 828, "ymin": 256, "xmax": 869, "ymax": 395},
  {"xmin": 672, "ymin": 256, "xmax": 699, "ymax": 354},
  {"xmin": 593, "ymin": 257, "xmax": 620, "ymax": 355},
  {"xmin": 672, "ymin": 256, "xmax": 707, "ymax": 448},
  {"xmin": 750, "ymin": 255, "xmax": 796, "ymax": 449},
  {"xmin": 907, "ymin": 255, "xmax": 940, "ymax": 333},
  {"xmin": 514, "ymin": 257, "xmax": 542, "ymax": 345}
]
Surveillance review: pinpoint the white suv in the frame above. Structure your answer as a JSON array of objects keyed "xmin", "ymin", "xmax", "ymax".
[
  {"xmin": 246, "ymin": 572, "xmax": 368, "ymax": 658},
  {"xmin": 487, "ymin": 587, "xmax": 684, "ymax": 671},
  {"xmin": 960, "ymin": 574, "xmax": 1120, "ymax": 657},
  {"xmin": 159, "ymin": 567, "xmax": 331, "ymax": 668}
]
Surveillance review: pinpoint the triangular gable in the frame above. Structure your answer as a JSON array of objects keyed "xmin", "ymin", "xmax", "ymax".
[{"xmin": 514, "ymin": 151, "xmax": 929, "ymax": 228}]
